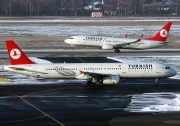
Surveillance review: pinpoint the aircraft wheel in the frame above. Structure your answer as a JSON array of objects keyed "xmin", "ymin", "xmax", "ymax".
[
  {"xmin": 116, "ymin": 49, "xmax": 120, "ymax": 53},
  {"xmin": 155, "ymin": 82, "xmax": 159, "ymax": 86},
  {"xmin": 87, "ymin": 81, "xmax": 91, "ymax": 86},
  {"xmin": 155, "ymin": 78, "xmax": 159, "ymax": 86},
  {"xmin": 87, "ymin": 81, "xmax": 96, "ymax": 87},
  {"xmin": 90, "ymin": 82, "xmax": 96, "ymax": 87}
]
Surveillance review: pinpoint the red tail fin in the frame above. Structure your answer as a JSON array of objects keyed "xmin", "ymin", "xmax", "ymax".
[
  {"xmin": 144, "ymin": 22, "xmax": 172, "ymax": 42},
  {"xmin": 137, "ymin": 34, "xmax": 144, "ymax": 42},
  {"xmin": 5, "ymin": 40, "xmax": 35, "ymax": 65}
]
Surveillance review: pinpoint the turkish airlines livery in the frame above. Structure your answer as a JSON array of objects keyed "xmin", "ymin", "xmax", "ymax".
[
  {"xmin": 64, "ymin": 22, "xmax": 172, "ymax": 53},
  {"xmin": 3, "ymin": 40, "xmax": 176, "ymax": 86}
]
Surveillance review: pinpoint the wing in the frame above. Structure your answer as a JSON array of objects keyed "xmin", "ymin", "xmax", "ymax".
[
  {"xmin": 115, "ymin": 34, "xmax": 143, "ymax": 47},
  {"xmin": 8, "ymin": 67, "xmax": 48, "ymax": 74},
  {"xmin": 107, "ymin": 57, "xmax": 143, "ymax": 64},
  {"xmin": 78, "ymin": 70, "xmax": 110, "ymax": 78},
  {"xmin": 158, "ymin": 41, "xmax": 170, "ymax": 44}
]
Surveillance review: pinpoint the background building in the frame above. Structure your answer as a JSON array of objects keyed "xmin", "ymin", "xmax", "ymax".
[
  {"xmin": 143, "ymin": 0, "xmax": 180, "ymax": 15},
  {"xmin": 0, "ymin": 0, "xmax": 179, "ymax": 16}
]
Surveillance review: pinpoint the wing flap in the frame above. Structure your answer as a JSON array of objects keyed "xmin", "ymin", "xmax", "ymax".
[{"xmin": 115, "ymin": 34, "xmax": 143, "ymax": 47}]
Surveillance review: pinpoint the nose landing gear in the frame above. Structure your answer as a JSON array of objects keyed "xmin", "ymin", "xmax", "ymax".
[
  {"xmin": 87, "ymin": 81, "xmax": 96, "ymax": 87},
  {"xmin": 155, "ymin": 78, "xmax": 159, "ymax": 86},
  {"xmin": 114, "ymin": 49, "xmax": 120, "ymax": 53}
]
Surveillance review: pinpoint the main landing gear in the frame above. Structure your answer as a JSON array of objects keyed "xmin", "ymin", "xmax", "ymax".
[
  {"xmin": 155, "ymin": 78, "xmax": 159, "ymax": 86},
  {"xmin": 87, "ymin": 81, "xmax": 96, "ymax": 87},
  {"xmin": 114, "ymin": 49, "xmax": 120, "ymax": 53}
]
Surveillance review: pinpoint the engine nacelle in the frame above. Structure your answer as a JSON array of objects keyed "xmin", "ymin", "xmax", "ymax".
[
  {"xmin": 99, "ymin": 75, "xmax": 120, "ymax": 84},
  {"xmin": 102, "ymin": 44, "xmax": 113, "ymax": 50}
]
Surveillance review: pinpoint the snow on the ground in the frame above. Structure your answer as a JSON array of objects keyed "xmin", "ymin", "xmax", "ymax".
[
  {"xmin": 0, "ymin": 19, "xmax": 179, "ymax": 23},
  {"xmin": 0, "ymin": 24, "xmax": 179, "ymax": 37},
  {"xmin": 127, "ymin": 92, "xmax": 180, "ymax": 112}
]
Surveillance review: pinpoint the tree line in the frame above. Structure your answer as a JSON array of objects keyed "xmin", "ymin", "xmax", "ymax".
[
  {"xmin": 0, "ymin": 0, "xmax": 179, "ymax": 16},
  {"xmin": 0, "ymin": 0, "xmax": 86, "ymax": 16}
]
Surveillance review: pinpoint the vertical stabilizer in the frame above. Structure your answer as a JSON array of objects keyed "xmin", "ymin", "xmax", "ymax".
[
  {"xmin": 5, "ymin": 40, "xmax": 35, "ymax": 65},
  {"xmin": 144, "ymin": 22, "xmax": 172, "ymax": 42}
]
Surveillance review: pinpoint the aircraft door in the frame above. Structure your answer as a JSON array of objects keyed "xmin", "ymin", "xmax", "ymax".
[
  {"xmin": 77, "ymin": 38, "xmax": 80, "ymax": 43},
  {"xmin": 156, "ymin": 64, "xmax": 161, "ymax": 73},
  {"xmin": 122, "ymin": 66, "xmax": 126, "ymax": 73}
]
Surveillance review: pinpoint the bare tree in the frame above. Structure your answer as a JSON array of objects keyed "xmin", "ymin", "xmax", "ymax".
[
  {"xmin": 103, "ymin": 0, "xmax": 117, "ymax": 16},
  {"xmin": 1, "ymin": 0, "xmax": 9, "ymax": 16},
  {"xmin": 0, "ymin": 0, "xmax": 179, "ymax": 16}
]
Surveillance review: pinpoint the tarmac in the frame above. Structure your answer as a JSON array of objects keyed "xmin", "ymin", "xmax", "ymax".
[
  {"xmin": 0, "ymin": 56, "xmax": 180, "ymax": 126},
  {"xmin": 0, "ymin": 16, "xmax": 180, "ymax": 126}
]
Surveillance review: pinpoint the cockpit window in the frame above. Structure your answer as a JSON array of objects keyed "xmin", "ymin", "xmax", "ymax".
[
  {"xmin": 165, "ymin": 67, "xmax": 170, "ymax": 69},
  {"xmin": 70, "ymin": 38, "xmax": 74, "ymax": 39}
]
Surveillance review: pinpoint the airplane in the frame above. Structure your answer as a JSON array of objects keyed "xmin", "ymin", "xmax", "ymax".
[
  {"xmin": 3, "ymin": 40, "xmax": 176, "ymax": 86},
  {"xmin": 84, "ymin": 0, "xmax": 104, "ymax": 11},
  {"xmin": 64, "ymin": 22, "xmax": 172, "ymax": 53}
]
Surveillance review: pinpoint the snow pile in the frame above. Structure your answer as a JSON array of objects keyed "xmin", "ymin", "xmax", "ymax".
[{"xmin": 128, "ymin": 93, "xmax": 180, "ymax": 112}]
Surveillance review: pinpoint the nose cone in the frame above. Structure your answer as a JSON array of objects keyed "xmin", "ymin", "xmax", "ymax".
[
  {"xmin": 64, "ymin": 39, "xmax": 70, "ymax": 44},
  {"xmin": 171, "ymin": 69, "xmax": 177, "ymax": 76}
]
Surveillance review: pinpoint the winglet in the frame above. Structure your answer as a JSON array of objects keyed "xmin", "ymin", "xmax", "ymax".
[
  {"xmin": 136, "ymin": 34, "xmax": 143, "ymax": 42},
  {"xmin": 79, "ymin": 70, "xmax": 84, "ymax": 74},
  {"xmin": 5, "ymin": 40, "xmax": 35, "ymax": 65},
  {"xmin": 124, "ymin": 34, "xmax": 128, "ymax": 38},
  {"xmin": 144, "ymin": 22, "xmax": 172, "ymax": 42}
]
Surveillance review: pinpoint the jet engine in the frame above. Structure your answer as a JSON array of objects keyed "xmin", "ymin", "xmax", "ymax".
[
  {"xmin": 102, "ymin": 44, "xmax": 113, "ymax": 50},
  {"xmin": 99, "ymin": 75, "xmax": 120, "ymax": 84}
]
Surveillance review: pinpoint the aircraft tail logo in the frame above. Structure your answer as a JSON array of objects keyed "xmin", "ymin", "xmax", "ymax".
[
  {"xmin": 144, "ymin": 22, "xmax": 172, "ymax": 42},
  {"xmin": 10, "ymin": 48, "xmax": 21, "ymax": 59},
  {"xmin": 160, "ymin": 29, "xmax": 168, "ymax": 38},
  {"xmin": 5, "ymin": 40, "xmax": 35, "ymax": 65}
]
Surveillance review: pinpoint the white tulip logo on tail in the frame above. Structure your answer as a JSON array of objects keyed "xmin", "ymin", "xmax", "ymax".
[
  {"xmin": 160, "ymin": 29, "xmax": 168, "ymax": 38},
  {"xmin": 10, "ymin": 48, "xmax": 21, "ymax": 59}
]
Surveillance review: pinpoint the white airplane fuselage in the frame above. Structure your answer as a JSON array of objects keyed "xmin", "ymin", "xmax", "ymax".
[
  {"xmin": 3, "ymin": 63, "xmax": 176, "ymax": 81},
  {"xmin": 64, "ymin": 36, "xmax": 167, "ymax": 50}
]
